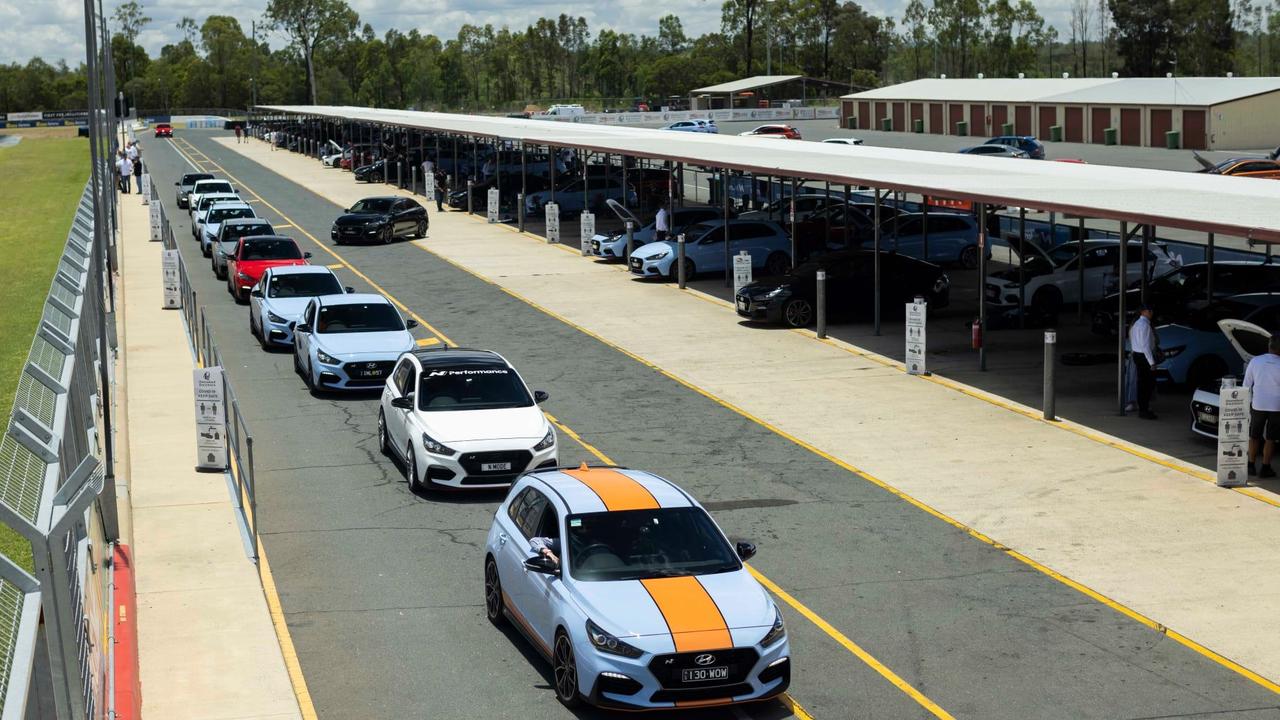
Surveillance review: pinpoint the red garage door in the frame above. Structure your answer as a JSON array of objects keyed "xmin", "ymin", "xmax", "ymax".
[
  {"xmin": 1149, "ymin": 109, "xmax": 1172, "ymax": 147},
  {"xmin": 910, "ymin": 102, "xmax": 923, "ymax": 131},
  {"xmin": 970, "ymin": 104, "xmax": 986, "ymax": 136},
  {"xmin": 858, "ymin": 101, "xmax": 870, "ymax": 130},
  {"xmin": 991, "ymin": 105, "xmax": 1008, "ymax": 134},
  {"xmin": 1120, "ymin": 107, "xmax": 1141, "ymax": 145},
  {"xmin": 1182, "ymin": 109, "xmax": 1207, "ymax": 150},
  {"xmin": 875, "ymin": 101, "xmax": 887, "ymax": 128},
  {"xmin": 1064, "ymin": 106, "xmax": 1083, "ymax": 142},
  {"xmin": 1014, "ymin": 105, "xmax": 1032, "ymax": 135},
  {"xmin": 842, "ymin": 101, "xmax": 853, "ymax": 126},
  {"xmin": 1091, "ymin": 107, "xmax": 1111, "ymax": 143},
  {"xmin": 1038, "ymin": 106, "xmax": 1056, "ymax": 140},
  {"xmin": 949, "ymin": 104, "xmax": 964, "ymax": 134},
  {"xmin": 930, "ymin": 103, "xmax": 944, "ymax": 134},
  {"xmin": 892, "ymin": 102, "xmax": 905, "ymax": 131}
]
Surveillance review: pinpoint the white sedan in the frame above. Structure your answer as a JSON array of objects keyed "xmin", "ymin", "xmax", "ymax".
[
  {"xmin": 822, "ymin": 137, "xmax": 864, "ymax": 146},
  {"xmin": 985, "ymin": 238, "xmax": 1180, "ymax": 315}
]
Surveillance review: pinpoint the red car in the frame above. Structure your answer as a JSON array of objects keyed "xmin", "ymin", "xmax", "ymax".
[
  {"xmin": 738, "ymin": 124, "xmax": 802, "ymax": 140},
  {"xmin": 154, "ymin": 123, "xmax": 172, "ymax": 138},
  {"xmin": 227, "ymin": 236, "xmax": 310, "ymax": 302}
]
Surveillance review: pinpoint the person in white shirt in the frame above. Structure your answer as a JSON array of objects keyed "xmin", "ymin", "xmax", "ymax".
[
  {"xmin": 116, "ymin": 153, "xmax": 133, "ymax": 194},
  {"xmin": 1243, "ymin": 334, "xmax": 1280, "ymax": 477},
  {"xmin": 1128, "ymin": 304, "xmax": 1158, "ymax": 419},
  {"xmin": 654, "ymin": 202, "xmax": 670, "ymax": 242}
]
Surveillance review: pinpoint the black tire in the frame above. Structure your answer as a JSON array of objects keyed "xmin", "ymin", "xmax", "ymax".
[
  {"xmin": 256, "ymin": 314, "xmax": 271, "ymax": 350},
  {"xmin": 292, "ymin": 348, "xmax": 302, "ymax": 375},
  {"xmin": 302, "ymin": 357, "xmax": 315, "ymax": 390},
  {"xmin": 553, "ymin": 631, "xmax": 582, "ymax": 708},
  {"xmin": 377, "ymin": 410, "xmax": 390, "ymax": 456},
  {"xmin": 484, "ymin": 557, "xmax": 506, "ymax": 627},
  {"xmin": 1031, "ymin": 286, "xmax": 1063, "ymax": 316},
  {"xmin": 414, "ymin": 220, "xmax": 427, "ymax": 239},
  {"xmin": 959, "ymin": 245, "xmax": 979, "ymax": 270},
  {"xmin": 766, "ymin": 252, "xmax": 790, "ymax": 277},
  {"xmin": 382, "ymin": 225, "xmax": 393, "ymax": 244},
  {"xmin": 1186, "ymin": 355, "xmax": 1229, "ymax": 389},
  {"xmin": 405, "ymin": 446, "xmax": 421, "ymax": 493},
  {"xmin": 782, "ymin": 297, "xmax": 814, "ymax": 328},
  {"xmin": 666, "ymin": 258, "xmax": 695, "ymax": 282}
]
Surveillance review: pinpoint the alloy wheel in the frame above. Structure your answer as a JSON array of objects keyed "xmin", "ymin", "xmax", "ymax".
[{"xmin": 553, "ymin": 634, "xmax": 579, "ymax": 707}]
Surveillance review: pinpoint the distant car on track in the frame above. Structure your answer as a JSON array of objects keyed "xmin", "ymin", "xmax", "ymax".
[
  {"xmin": 738, "ymin": 124, "xmax": 801, "ymax": 140},
  {"xmin": 291, "ymin": 293, "xmax": 417, "ymax": 391},
  {"xmin": 212, "ymin": 218, "xmax": 275, "ymax": 277},
  {"xmin": 226, "ymin": 235, "xmax": 311, "ymax": 302},
  {"xmin": 331, "ymin": 196, "xmax": 428, "ymax": 244},
  {"xmin": 482, "ymin": 464, "xmax": 789, "ymax": 710},
  {"xmin": 378, "ymin": 347, "xmax": 556, "ymax": 491},
  {"xmin": 248, "ymin": 265, "xmax": 348, "ymax": 349},
  {"xmin": 660, "ymin": 120, "xmax": 718, "ymax": 134},
  {"xmin": 154, "ymin": 123, "xmax": 172, "ymax": 138}
]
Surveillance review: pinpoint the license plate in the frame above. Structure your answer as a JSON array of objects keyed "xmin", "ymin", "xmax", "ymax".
[
  {"xmin": 356, "ymin": 369, "xmax": 384, "ymax": 378},
  {"xmin": 737, "ymin": 298, "xmax": 748, "ymax": 311},
  {"xmin": 681, "ymin": 667, "xmax": 729, "ymax": 683},
  {"xmin": 1198, "ymin": 412, "xmax": 1218, "ymax": 426},
  {"xmin": 342, "ymin": 228, "xmax": 357, "ymax": 235},
  {"xmin": 481, "ymin": 462, "xmax": 512, "ymax": 472}
]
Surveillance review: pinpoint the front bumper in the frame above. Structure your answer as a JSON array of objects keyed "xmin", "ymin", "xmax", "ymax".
[
  {"xmin": 331, "ymin": 224, "xmax": 384, "ymax": 242},
  {"xmin": 1190, "ymin": 393, "xmax": 1219, "ymax": 439},
  {"xmin": 592, "ymin": 235, "xmax": 628, "ymax": 260},
  {"xmin": 420, "ymin": 443, "xmax": 558, "ymax": 489},
  {"xmin": 735, "ymin": 294, "xmax": 782, "ymax": 323},
  {"xmin": 577, "ymin": 634, "xmax": 791, "ymax": 710},
  {"xmin": 629, "ymin": 255, "xmax": 671, "ymax": 278},
  {"xmin": 313, "ymin": 356, "xmax": 399, "ymax": 391},
  {"xmin": 261, "ymin": 314, "xmax": 298, "ymax": 347}
]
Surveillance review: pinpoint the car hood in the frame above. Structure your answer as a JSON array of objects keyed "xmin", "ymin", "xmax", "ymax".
[
  {"xmin": 262, "ymin": 296, "xmax": 312, "ymax": 320},
  {"xmin": 569, "ymin": 569, "xmax": 773, "ymax": 640},
  {"xmin": 633, "ymin": 241, "xmax": 675, "ymax": 260},
  {"xmin": 335, "ymin": 213, "xmax": 389, "ymax": 226},
  {"xmin": 316, "ymin": 330, "xmax": 414, "ymax": 359},
  {"xmin": 417, "ymin": 405, "xmax": 546, "ymax": 443}
]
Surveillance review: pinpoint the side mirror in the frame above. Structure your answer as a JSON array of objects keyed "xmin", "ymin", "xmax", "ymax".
[
  {"xmin": 295, "ymin": 323, "xmax": 312, "ymax": 334},
  {"xmin": 390, "ymin": 395, "xmax": 414, "ymax": 410},
  {"xmin": 250, "ymin": 288, "xmax": 263, "ymax": 298},
  {"xmin": 173, "ymin": 181, "xmax": 179, "ymax": 186},
  {"xmin": 534, "ymin": 390, "xmax": 549, "ymax": 404},
  {"xmin": 303, "ymin": 252, "xmax": 312, "ymax": 259},
  {"xmin": 406, "ymin": 318, "xmax": 419, "ymax": 329},
  {"xmin": 736, "ymin": 541, "xmax": 757, "ymax": 561},
  {"xmin": 344, "ymin": 286, "xmax": 355, "ymax": 293},
  {"xmin": 523, "ymin": 555, "xmax": 559, "ymax": 575}
]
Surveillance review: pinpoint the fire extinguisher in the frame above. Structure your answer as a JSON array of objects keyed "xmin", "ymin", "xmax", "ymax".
[{"xmin": 971, "ymin": 319, "xmax": 983, "ymax": 349}]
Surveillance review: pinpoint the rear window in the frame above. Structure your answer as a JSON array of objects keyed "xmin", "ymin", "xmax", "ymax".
[
  {"xmin": 196, "ymin": 181, "xmax": 233, "ymax": 195},
  {"xmin": 223, "ymin": 223, "xmax": 272, "ymax": 241},
  {"xmin": 267, "ymin": 273, "xmax": 342, "ymax": 299},
  {"xmin": 416, "ymin": 365, "xmax": 532, "ymax": 411},
  {"xmin": 209, "ymin": 207, "xmax": 255, "ymax": 223},
  {"xmin": 182, "ymin": 173, "xmax": 213, "ymax": 185},
  {"xmin": 241, "ymin": 239, "xmax": 302, "ymax": 260}
]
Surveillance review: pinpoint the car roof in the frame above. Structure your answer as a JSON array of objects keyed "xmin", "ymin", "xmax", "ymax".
[
  {"xmin": 317, "ymin": 292, "xmax": 389, "ymax": 306},
  {"xmin": 265, "ymin": 265, "xmax": 332, "ymax": 276},
  {"xmin": 525, "ymin": 465, "xmax": 697, "ymax": 514},
  {"xmin": 193, "ymin": 178, "xmax": 231, "ymax": 186},
  {"xmin": 408, "ymin": 347, "xmax": 506, "ymax": 367},
  {"xmin": 181, "ymin": 173, "xmax": 214, "ymax": 182},
  {"xmin": 224, "ymin": 217, "xmax": 271, "ymax": 226},
  {"xmin": 208, "ymin": 201, "xmax": 252, "ymax": 210}
]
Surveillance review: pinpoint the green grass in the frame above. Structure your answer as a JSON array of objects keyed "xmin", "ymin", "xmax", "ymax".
[{"xmin": 0, "ymin": 135, "xmax": 89, "ymax": 569}]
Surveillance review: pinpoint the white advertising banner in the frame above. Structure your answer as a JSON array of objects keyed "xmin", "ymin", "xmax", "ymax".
[
  {"xmin": 161, "ymin": 249, "xmax": 180, "ymax": 309},
  {"xmin": 149, "ymin": 201, "xmax": 162, "ymax": 242},
  {"xmin": 905, "ymin": 299, "xmax": 928, "ymax": 375},
  {"xmin": 193, "ymin": 367, "xmax": 228, "ymax": 470},
  {"xmin": 733, "ymin": 251, "xmax": 753, "ymax": 297},
  {"xmin": 546, "ymin": 202, "xmax": 560, "ymax": 243},
  {"xmin": 487, "ymin": 187, "xmax": 500, "ymax": 223},
  {"xmin": 579, "ymin": 211, "xmax": 595, "ymax": 256},
  {"xmin": 1216, "ymin": 381, "xmax": 1251, "ymax": 487}
]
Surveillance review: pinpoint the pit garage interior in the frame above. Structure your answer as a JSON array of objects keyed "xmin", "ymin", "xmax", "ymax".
[
  {"xmin": 255, "ymin": 106, "xmax": 1280, "ymax": 484},
  {"xmin": 839, "ymin": 76, "xmax": 1280, "ymax": 150}
]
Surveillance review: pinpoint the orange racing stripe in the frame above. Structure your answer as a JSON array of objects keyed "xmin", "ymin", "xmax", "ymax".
[
  {"xmin": 563, "ymin": 468, "xmax": 659, "ymax": 511},
  {"xmin": 640, "ymin": 576, "xmax": 733, "ymax": 653}
]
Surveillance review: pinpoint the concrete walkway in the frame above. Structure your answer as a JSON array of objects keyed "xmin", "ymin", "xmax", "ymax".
[
  {"xmin": 117, "ymin": 188, "xmax": 302, "ymax": 719},
  {"xmin": 221, "ymin": 137, "xmax": 1280, "ymax": 687}
]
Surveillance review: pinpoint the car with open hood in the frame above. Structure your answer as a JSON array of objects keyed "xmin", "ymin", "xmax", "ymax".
[
  {"xmin": 1189, "ymin": 317, "xmax": 1279, "ymax": 438},
  {"xmin": 590, "ymin": 200, "xmax": 724, "ymax": 261},
  {"xmin": 248, "ymin": 265, "xmax": 349, "ymax": 349},
  {"xmin": 483, "ymin": 465, "xmax": 789, "ymax": 710},
  {"xmin": 378, "ymin": 348, "xmax": 557, "ymax": 491},
  {"xmin": 629, "ymin": 220, "xmax": 791, "ymax": 281},
  {"xmin": 1091, "ymin": 261, "xmax": 1280, "ymax": 336},
  {"xmin": 524, "ymin": 177, "xmax": 637, "ymax": 217},
  {"xmin": 292, "ymin": 293, "xmax": 418, "ymax": 392},
  {"xmin": 331, "ymin": 196, "xmax": 428, "ymax": 245},
  {"xmin": 1192, "ymin": 152, "xmax": 1280, "ymax": 179},
  {"xmin": 226, "ymin": 235, "xmax": 311, "ymax": 302}
]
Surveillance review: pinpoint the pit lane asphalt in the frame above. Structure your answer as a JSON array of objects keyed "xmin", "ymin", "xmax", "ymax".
[{"xmin": 144, "ymin": 130, "xmax": 1280, "ymax": 720}]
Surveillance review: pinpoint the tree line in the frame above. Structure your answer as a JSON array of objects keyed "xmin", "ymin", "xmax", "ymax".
[{"xmin": 0, "ymin": 0, "xmax": 1270, "ymax": 116}]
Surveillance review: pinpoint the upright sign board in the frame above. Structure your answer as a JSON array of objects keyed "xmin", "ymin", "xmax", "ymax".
[
  {"xmin": 487, "ymin": 187, "xmax": 500, "ymax": 223},
  {"xmin": 1216, "ymin": 379, "xmax": 1250, "ymax": 487},
  {"xmin": 161, "ymin": 249, "xmax": 181, "ymax": 309},
  {"xmin": 905, "ymin": 298, "xmax": 928, "ymax": 375},
  {"xmin": 579, "ymin": 211, "xmax": 595, "ymax": 256},
  {"xmin": 546, "ymin": 202, "xmax": 560, "ymax": 243},
  {"xmin": 193, "ymin": 367, "xmax": 228, "ymax": 470},
  {"xmin": 149, "ymin": 202, "xmax": 162, "ymax": 242},
  {"xmin": 425, "ymin": 172, "xmax": 436, "ymax": 198},
  {"xmin": 733, "ymin": 251, "xmax": 753, "ymax": 297},
  {"xmin": 140, "ymin": 173, "xmax": 151, "ymax": 204}
]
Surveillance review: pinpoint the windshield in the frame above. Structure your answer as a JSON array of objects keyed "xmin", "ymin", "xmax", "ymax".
[
  {"xmin": 240, "ymin": 239, "xmax": 302, "ymax": 260},
  {"xmin": 267, "ymin": 273, "xmax": 342, "ymax": 299},
  {"xmin": 415, "ymin": 365, "xmax": 532, "ymax": 411},
  {"xmin": 567, "ymin": 507, "xmax": 740, "ymax": 582},
  {"xmin": 315, "ymin": 303, "xmax": 404, "ymax": 333},
  {"xmin": 1151, "ymin": 265, "xmax": 1207, "ymax": 293},
  {"xmin": 209, "ymin": 207, "xmax": 254, "ymax": 223},
  {"xmin": 349, "ymin": 198, "xmax": 394, "ymax": 214},
  {"xmin": 195, "ymin": 182, "xmax": 233, "ymax": 195}
]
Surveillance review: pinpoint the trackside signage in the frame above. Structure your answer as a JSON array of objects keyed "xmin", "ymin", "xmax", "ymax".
[
  {"xmin": 1216, "ymin": 380, "xmax": 1250, "ymax": 487},
  {"xmin": 906, "ymin": 298, "xmax": 927, "ymax": 375},
  {"xmin": 546, "ymin": 202, "xmax": 560, "ymax": 243},
  {"xmin": 193, "ymin": 367, "xmax": 228, "ymax": 470},
  {"xmin": 580, "ymin": 211, "xmax": 595, "ymax": 256},
  {"xmin": 161, "ymin": 249, "xmax": 180, "ymax": 309},
  {"xmin": 733, "ymin": 251, "xmax": 753, "ymax": 297},
  {"xmin": 487, "ymin": 187, "xmax": 500, "ymax": 223}
]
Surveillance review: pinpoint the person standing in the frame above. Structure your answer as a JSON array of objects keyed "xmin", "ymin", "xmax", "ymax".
[
  {"xmin": 654, "ymin": 202, "xmax": 670, "ymax": 242},
  {"xmin": 132, "ymin": 143, "xmax": 143, "ymax": 188},
  {"xmin": 1244, "ymin": 335, "xmax": 1280, "ymax": 477},
  {"xmin": 116, "ymin": 152, "xmax": 133, "ymax": 194},
  {"xmin": 1128, "ymin": 304, "xmax": 1158, "ymax": 420},
  {"xmin": 434, "ymin": 170, "xmax": 447, "ymax": 212},
  {"xmin": 234, "ymin": 124, "xmax": 243, "ymax": 143}
]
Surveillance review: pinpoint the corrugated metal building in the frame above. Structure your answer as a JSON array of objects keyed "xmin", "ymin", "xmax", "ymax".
[{"xmin": 840, "ymin": 77, "xmax": 1280, "ymax": 150}]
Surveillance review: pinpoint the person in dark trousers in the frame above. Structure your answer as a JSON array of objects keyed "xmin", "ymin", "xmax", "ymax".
[
  {"xmin": 1244, "ymin": 334, "xmax": 1280, "ymax": 477},
  {"xmin": 132, "ymin": 146, "xmax": 143, "ymax": 188},
  {"xmin": 1128, "ymin": 304, "xmax": 1158, "ymax": 419},
  {"xmin": 434, "ymin": 170, "xmax": 447, "ymax": 212}
]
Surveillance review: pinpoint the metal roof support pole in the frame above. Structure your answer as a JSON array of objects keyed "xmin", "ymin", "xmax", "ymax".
[
  {"xmin": 666, "ymin": 160, "xmax": 673, "ymax": 218},
  {"xmin": 824, "ymin": 181, "xmax": 832, "ymax": 243},
  {"xmin": 495, "ymin": 138, "xmax": 502, "ymax": 215},
  {"xmin": 1118, "ymin": 221, "xmax": 1128, "ymax": 414},
  {"xmin": 676, "ymin": 162, "xmax": 684, "ymax": 209},
  {"xmin": 978, "ymin": 202, "xmax": 988, "ymax": 372},
  {"xmin": 472, "ymin": 138, "xmax": 478, "ymax": 186},
  {"xmin": 1206, "ymin": 232, "xmax": 1215, "ymax": 302},
  {"xmin": 724, "ymin": 169, "xmax": 732, "ymax": 287},
  {"xmin": 923, "ymin": 199, "xmax": 931, "ymax": 272},
  {"xmin": 583, "ymin": 150, "xmax": 590, "ymax": 216},
  {"xmin": 1019, "ymin": 207, "xmax": 1026, "ymax": 328},
  {"xmin": 843, "ymin": 185, "xmax": 851, "ymax": 249},
  {"xmin": 1077, "ymin": 218, "xmax": 1086, "ymax": 322},
  {"xmin": 452, "ymin": 135, "xmax": 459, "ymax": 190},
  {"xmin": 893, "ymin": 192, "xmax": 900, "ymax": 251},
  {"xmin": 874, "ymin": 189, "xmax": 882, "ymax": 336},
  {"xmin": 520, "ymin": 143, "xmax": 527, "ymax": 232},
  {"xmin": 1141, "ymin": 224, "xmax": 1152, "ymax": 306},
  {"xmin": 549, "ymin": 144, "xmax": 557, "ymax": 208},
  {"xmin": 789, "ymin": 178, "xmax": 798, "ymax": 270}
]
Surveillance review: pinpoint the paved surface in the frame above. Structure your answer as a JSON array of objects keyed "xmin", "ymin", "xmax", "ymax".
[
  {"xmin": 138, "ymin": 130, "xmax": 1280, "ymax": 719},
  {"xmin": 116, "ymin": 186, "xmax": 302, "ymax": 719}
]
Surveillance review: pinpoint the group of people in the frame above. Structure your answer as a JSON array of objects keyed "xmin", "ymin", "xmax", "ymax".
[{"xmin": 115, "ymin": 140, "xmax": 142, "ymax": 194}]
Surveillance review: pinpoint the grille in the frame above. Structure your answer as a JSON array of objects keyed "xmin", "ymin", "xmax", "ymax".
[
  {"xmin": 647, "ymin": 648, "xmax": 758, "ymax": 690},
  {"xmin": 459, "ymin": 450, "xmax": 532, "ymax": 477},
  {"xmin": 650, "ymin": 683, "xmax": 752, "ymax": 702}
]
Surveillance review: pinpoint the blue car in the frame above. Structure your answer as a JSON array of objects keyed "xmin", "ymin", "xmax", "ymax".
[
  {"xmin": 1150, "ymin": 294, "xmax": 1280, "ymax": 387},
  {"xmin": 659, "ymin": 119, "xmax": 718, "ymax": 134},
  {"xmin": 984, "ymin": 135, "xmax": 1045, "ymax": 159},
  {"xmin": 248, "ymin": 265, "xmax": 349, "ymax": 348},
  {"xmin": 291, "ymin": 293, "xmax": 418, "ymax": 391},
  {"xmin": 524, "ymin": 177, "xmax": 637, "ymax": 217},
  {"xmin": 591, "ymin": 201, "xmax": 724, "ymax": 261},
  {"xmin": 629, "ymin": 220, "xmax": 792, "ymax": 280},
  {"xmin": 484, "ymin": 465, "xmax": 790, "ymax": 710},
  {"xmin": 880, "ymin": 212, "xmax": 983, "ymax": 269}
]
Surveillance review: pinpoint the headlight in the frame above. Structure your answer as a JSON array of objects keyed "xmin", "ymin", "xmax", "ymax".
[
  {"xmin": 586, "ymin": 619, "xmax": 644, "ymax": 658},
  {"xmin": 762, "ymin": 286, "xmax": 788, "ymax": 300},
  {"xmin": 236, "ymin": 272, "xmax": 252, "ymax": 281},
  {"xmin": 761, "ymin": 607, "xmax": 786, "ymax": 647},
  {"xmin": 267, "ymin": 310, "xmax": 287, "ymax": 323},
  {"xmin": 421, "ymin": 432, "xmax": 456, "ymax": 457},
  {"xmin": 533, "ymin": 427, "xmax": 555, "ymax": 451},
  {"xmin": 646, "ymin": 251, "xmax": 669, "ymax": 261},
  {"xmin": 1160, "ymin": 345, "xmax": 1185, "ymax": 360},
  {"xmin": 315, "ymin": 349, "xmax": 340, "ymax": 365}
]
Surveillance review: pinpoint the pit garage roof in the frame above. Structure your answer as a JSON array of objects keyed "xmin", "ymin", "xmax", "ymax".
[
  {"xmin": 261, "ymin": 105, "xmax": 1280, "ymax": 241},
  {"xmin": 843, "ymin": 77, "xmax": 1280, "ymax": 107},
  {"xmin": 692, "ymin": 75, "xmax": 804, "ymax": 94}
]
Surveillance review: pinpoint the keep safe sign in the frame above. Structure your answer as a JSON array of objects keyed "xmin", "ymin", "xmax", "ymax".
[
  {"xmin": 193, "ymin": 366, "xmax": 227, "ymax": 471},
  {"xmin": 546, "ymin": 202, "xmax": 560, "ymax": 243},
  {"xmin": 149, "ymin": 202, "xmax": 162, "ymax": 242},
  {"xmin": 1217, "ymin": 381, "xmax": 1250, "ymax": 487},
  {"xmin": 162, "ymin": 249, "xmax": 180, "ymax": 309},
  {"xmin": 733, "ymin": 251, "xmax": 753, "ymax": 297},
  {"xmin": 579, "ymin": 211, "xmax": 595, "ymax": 256},
  {"xmin": 905, "ymin": 299, "xmax": 928, "ymax": 376},
  {"xmin": 487, "ymin": 187, "xmax": 500, "ymax": 223}
]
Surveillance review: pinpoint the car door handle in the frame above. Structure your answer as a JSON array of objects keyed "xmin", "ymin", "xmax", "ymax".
[{"xmin": 498, "ymin": 532, "xmax": 508, "ymax": 546}]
